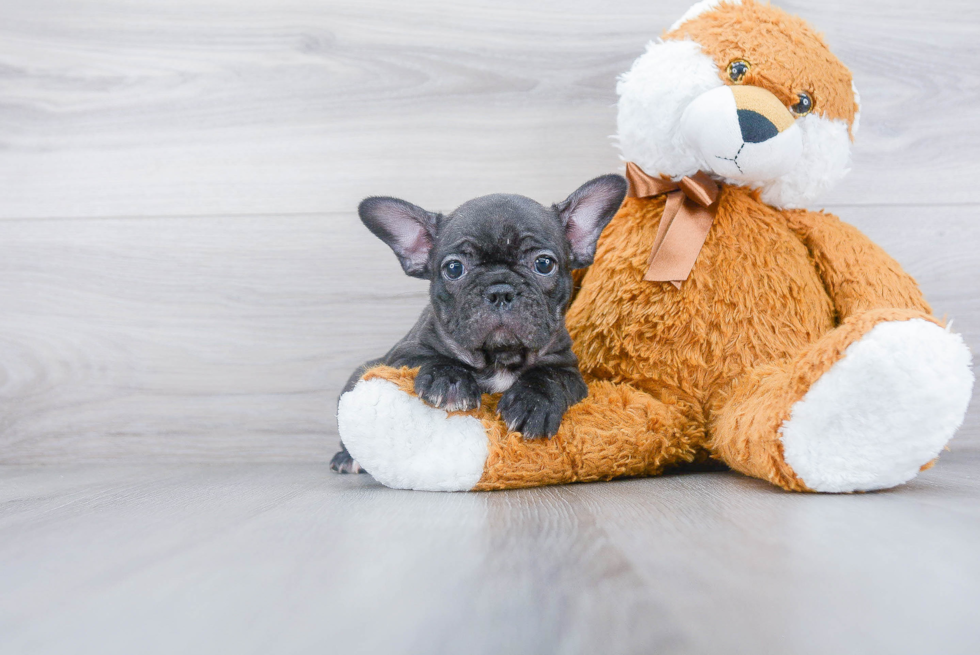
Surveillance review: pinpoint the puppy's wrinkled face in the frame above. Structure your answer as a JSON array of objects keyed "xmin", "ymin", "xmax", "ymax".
[
  {"xmin": 359, "ymin": 175, "xmax": 627, "ymax": 368},
  {"xmin": 431, "ymin": 195, "xmax": 571, "ymax": 362}
]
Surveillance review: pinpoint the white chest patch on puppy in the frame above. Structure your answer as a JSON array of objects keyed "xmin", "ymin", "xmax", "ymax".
[{"xmin": 483, "ymin": 368, "xmax": 518, "ymax": 393}]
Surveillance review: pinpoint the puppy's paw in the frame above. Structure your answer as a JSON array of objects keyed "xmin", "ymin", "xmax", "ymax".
[
  {"xmin": 498, "ymin": 384, "xmax": 565, "ymax": 438},
  {"xmin": 415, "ymin": 362, "xmax": 482, "ymax": 411},
  {"xmin": 330, "ymin": 447, "xmax": 365, "ymax": 474},
  {"xmin": 497, "ymin": 368, "xmax": 587, "ymax": 439}
]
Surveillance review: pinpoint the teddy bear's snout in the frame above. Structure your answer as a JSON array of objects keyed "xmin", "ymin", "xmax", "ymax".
[
  {"xmin": 731, "ymin": 85, "xmax": 796, "ymax": 143},
  {"xmin": 679, "ymin": 84, "xmax": 803, "ymax": 184}
]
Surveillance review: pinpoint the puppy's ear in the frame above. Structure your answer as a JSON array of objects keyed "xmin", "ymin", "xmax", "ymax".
[
  {"xmin": 554, "ymin": 174, "xmax": 628, "ymax": 268},
  {"xmin": 359, "ymin": 197, "xmax": 441, "ymax": 278}
]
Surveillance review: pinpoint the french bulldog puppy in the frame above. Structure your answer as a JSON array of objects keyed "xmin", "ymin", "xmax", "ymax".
[{"xmin": 331, "ymin": 175, "xmax": 628, "ymax": 473}]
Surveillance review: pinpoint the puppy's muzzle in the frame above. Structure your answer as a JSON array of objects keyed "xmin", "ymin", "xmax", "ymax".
[
  {"xmin": 679, "ymin": 84, "xmax": 803, "ymax": 183},
  {"xmin": 484, "ymin": 283, "xmax": 516, "ymax": 309}
]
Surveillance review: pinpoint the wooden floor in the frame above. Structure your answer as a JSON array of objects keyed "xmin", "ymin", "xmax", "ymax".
[
  {"xmin": 1, "ymin": 0, "xmax": 979, "ymax": 652},
  {"xmin": 3, "ymin": 451, "xmax": 980, "ymax": 654}
]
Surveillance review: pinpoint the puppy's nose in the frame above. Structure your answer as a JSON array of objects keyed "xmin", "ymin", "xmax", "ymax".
[
  {"xmin": 731, "ymin": 85, "xmax": 795, "ymax": 144},
  {"xmin": 484, "ymin": 283, "xmax": 516, "ymax": 309}
]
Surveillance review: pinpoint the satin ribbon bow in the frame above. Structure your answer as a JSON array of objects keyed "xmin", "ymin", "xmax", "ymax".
[{"xmin": 625, "ymin": 162, "xmax": 720, "ymax": 289}]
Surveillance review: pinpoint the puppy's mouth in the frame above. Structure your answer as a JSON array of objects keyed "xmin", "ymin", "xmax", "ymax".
[
  {"xmin": 480, "ymin": 326, "xmax": 528, "ymax": 368},
  {"xmin": 483, "ymin": 325, "xmax": 520, "ymax": 348},
  {"xmin": 449, "ymin": 298, "xmax": 555, "ymax": 367}
]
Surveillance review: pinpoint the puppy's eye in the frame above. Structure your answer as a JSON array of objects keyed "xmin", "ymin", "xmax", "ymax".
[
  {"xmin": 442, "ymin": 259, "xmax": 465, "ymax": 280},
  {"xmin": 727, "ymin": 59, "xmax": 750, "ymax": 84},
  {"xmin": 791, "ymin": 92, "xmax": 814, "ymax": 116},
  {"xmin": 533, "ymin": 255, "xmax": 557, "ymax": 276}
]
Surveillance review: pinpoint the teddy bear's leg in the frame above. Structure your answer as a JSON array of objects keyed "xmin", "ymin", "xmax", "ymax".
[
  {"xmin": 337, "ymin": 366, "xmax": 704, "ymax": 491},
  {"xmin": 710, "ymin": 309, "xmax": 974, "ymax": 492}
]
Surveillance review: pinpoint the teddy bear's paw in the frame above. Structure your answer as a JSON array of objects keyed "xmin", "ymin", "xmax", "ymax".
[
  {"xmin": 780, "ymin": 319, "xmax": 974, "ymax": 492},
  {"xmin": 337, "ymin": 377, "xmax": 489, "ymax": 491}
]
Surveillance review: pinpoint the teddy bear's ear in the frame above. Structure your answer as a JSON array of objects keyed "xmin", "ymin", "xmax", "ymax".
[
  {"xmin": 358, "ymin": 197, "xmax": 440, "ymax": 278},
  {"xmin": 555, "ymin": 174, "xmax": 628, "ymax": 268}
]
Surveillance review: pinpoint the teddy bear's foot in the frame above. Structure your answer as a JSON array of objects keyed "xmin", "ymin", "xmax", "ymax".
[
  {"xmin": 713, "ymin": 311, "xmax": 973, "ymax": 493},
  {"xmin": 337, "ymin": 373, "xmax": 490, "ymax": 491},
  {"xmin": 780, "ymin": 318, "xmax": 973, "ymax": 492}
]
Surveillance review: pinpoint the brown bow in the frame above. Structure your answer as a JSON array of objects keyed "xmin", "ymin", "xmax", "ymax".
[{"xmin": 625, "ymin": 162, "xmax": 720, "ymax": 289}]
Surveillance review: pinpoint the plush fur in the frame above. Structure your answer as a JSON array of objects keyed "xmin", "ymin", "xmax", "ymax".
[
  {"xmin": 338, "ymin": 376, "xmax": 488, "ymax": 491},
  {"xmin": 618, "ymin": 0, "xmax": 860, "ymax": 209},
  {"xmin": 669, "ymin": 0, "xmax": 743, "ymax": 33},
  {"xmin": 779, "ymin": 320, "xmax": 973, "ymax": 492},
  {"xmin": 337, "ymin": 0, "xmax": 974, "ymax": 493}
]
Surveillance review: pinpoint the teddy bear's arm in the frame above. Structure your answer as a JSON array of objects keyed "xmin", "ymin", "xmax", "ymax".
[{"xmin": 785, "ymin": 209, "xmax": 932, "ymax": 322}]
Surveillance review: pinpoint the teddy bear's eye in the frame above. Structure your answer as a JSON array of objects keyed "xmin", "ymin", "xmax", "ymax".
[
  {"xmin": 727, "ymin": 59, "xmax": 750, "ymax": 83},
  {"xmin": 791, "ymin": 92, "xmax": 814, "ymax": 116}
]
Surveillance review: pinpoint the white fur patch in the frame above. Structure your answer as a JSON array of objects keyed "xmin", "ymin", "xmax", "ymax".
[
  {"xmin": 668, "ymin": 0, "xmax": 742, "ymax": 32},
  {"xmin": 338, "ymin": 378, "xmax": 489, "ymax": 491},
  {"xmin": 616, "ymin": 39, "xmax": 722, "ymax": 180},
  {"xmin": 484, "ymin": 369, "xmax": 518, "ymax": 393},
  {"xmin": 780, "ymin": 320, "xmax": 974, "ymax": 493},
  {"xmin": 756, "ymin": 113, "xmax": 852, "ymax": 209}
]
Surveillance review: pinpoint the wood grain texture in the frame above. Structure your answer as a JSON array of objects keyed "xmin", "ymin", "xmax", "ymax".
[
  {"xmin": 0, "ymin": 0, "xmax": 978, "ymax": 219},
  {"xmin": 0, "ymin": 213, "xmax": 425, "ymax": 461},
  {"xmin": 0, "ymin": 204, "xmax": 976, "ymax": 463},
  {"xmin": 1, "ymin": 453, "xmax": 979, "ymax": 654}
]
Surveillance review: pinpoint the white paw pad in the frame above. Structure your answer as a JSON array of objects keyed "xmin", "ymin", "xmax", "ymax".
[
  {"xmin": 781, "ymin": 319, "xmax": 974, "ymax": 492},
  {"xmin": 337, "ymin": 378, "xmax": 489, "ymax": 491}
]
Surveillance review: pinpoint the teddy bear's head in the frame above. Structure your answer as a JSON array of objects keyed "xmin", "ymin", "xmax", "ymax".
[{"xmin": 616, "ymin": 0, "xmax": 860, "ymax": 208}]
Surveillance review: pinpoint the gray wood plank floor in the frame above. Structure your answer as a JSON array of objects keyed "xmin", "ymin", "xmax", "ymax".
[
  {"xmin": 1, "ymin": 0, "xmax": 979, "ymax": 652},
  {"xmin": 2, "ymin": 453, "xmax": 980, "ymax": 655}
]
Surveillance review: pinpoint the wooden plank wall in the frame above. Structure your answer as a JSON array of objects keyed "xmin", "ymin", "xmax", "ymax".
[{"xmin": 1, "ymin": 0, "xmax": 977, "ymax": 462}]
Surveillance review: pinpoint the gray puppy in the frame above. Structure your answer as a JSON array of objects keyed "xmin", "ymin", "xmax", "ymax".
[{"xmin": 331, "ymin": 175, "xmax": 627, "ymax": 473}]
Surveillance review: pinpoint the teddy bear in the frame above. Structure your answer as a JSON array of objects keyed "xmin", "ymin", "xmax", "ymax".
[{"xmin": 336, "ymin": 0, "xmax": 974, "ymax": 493}]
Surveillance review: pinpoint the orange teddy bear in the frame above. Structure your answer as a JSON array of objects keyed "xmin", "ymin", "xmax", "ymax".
[{"xmin": 337, "ymin": 0, "xmax": 974, "ymax": 493}]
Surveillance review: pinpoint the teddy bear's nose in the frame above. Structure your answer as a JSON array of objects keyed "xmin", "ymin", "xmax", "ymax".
[
  {"xmin": 731, "ymin": 86, "xmax": 795, "ymax": 144},
  {"xmin": 737, "ymin": 110, "xmax": 778, "ymax": 143}
]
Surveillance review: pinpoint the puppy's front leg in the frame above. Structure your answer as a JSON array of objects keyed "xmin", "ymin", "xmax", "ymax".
[
  {"xmin": 414, "ymin": 358, "xmax": 482, "ymax": 412},
  {"xmin": 498, "ymin": 367, "xmax": 589, "ymax": 438}
]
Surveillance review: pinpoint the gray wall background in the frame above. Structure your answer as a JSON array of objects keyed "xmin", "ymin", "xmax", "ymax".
[{"xmin": 1, "ymin": 0, "xmax": 977, "ymax": 462}]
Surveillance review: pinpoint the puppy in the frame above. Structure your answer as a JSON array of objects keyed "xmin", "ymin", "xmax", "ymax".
[{"xmin": 331, "ymin": 175, "xmax": 628, "ymax": 473}]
